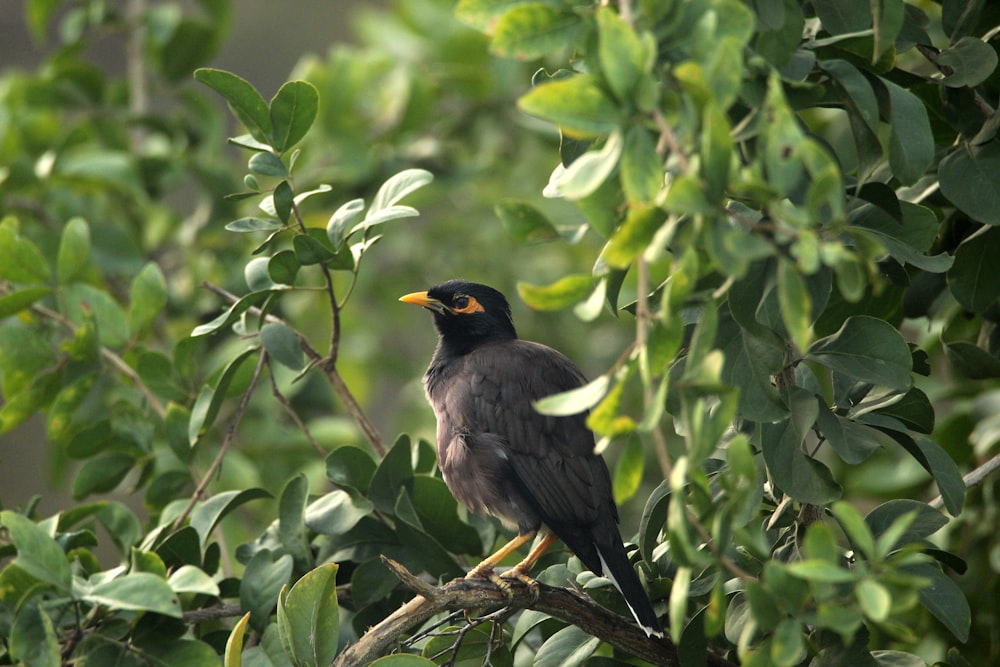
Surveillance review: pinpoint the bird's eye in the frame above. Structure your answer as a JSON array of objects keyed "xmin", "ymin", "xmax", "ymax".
[{"xmin": 452, "ymin": 294, "xmax": 485, "ymax": 314}]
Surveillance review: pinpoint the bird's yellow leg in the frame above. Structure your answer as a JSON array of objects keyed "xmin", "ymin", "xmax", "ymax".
[
  {"xmin": 505, "ymin": 532, "xmax": 557, "ymax": 578},
  {"xmin": 466, "ymin": 531, "xmax": 536, "ymax": 579}
]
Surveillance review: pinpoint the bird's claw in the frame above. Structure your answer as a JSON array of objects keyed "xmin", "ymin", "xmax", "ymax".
[{"xmin": 499, "ymin": 568, "xmax": 540, "ymax": 603}]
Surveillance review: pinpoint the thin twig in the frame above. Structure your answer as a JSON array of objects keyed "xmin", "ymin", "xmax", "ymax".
[
  {"xmin": 171, "ymin": 351, "xmax": 267, "ymax": 532},
  {"xmin": 201, "ymin": 281, "xmax": 386, "ymax": 456},
  {"xmin": 636, "ymin": 258, "xmax": 673, "ymax": 479},
  {"xmin": 929, "ymin": 451, "xmax": 1000, "ymax": 511},
  {"xmin": 267, "ymin": 361, "xmax": 326, "ymax": 456}
]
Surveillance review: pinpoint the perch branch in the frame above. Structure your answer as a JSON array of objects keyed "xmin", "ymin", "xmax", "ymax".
[{"xmin": 332, "ymin": 557, "xmax": 738, "ymax": 667}]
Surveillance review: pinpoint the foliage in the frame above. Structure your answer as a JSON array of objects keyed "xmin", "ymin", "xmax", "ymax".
[{"xmin": 1, "ymin": 0, "xmax": 999, "ymax": 666}]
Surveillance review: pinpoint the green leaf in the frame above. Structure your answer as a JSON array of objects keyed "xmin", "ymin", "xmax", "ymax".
[
  {"xmin": 187, "ymin": 347, "xmax": 259, "ymax": 443},
  {"xmin": 534, "ymin": 625, "xmax": 600, "ymax": 667},
  {"xmin": 718, "ymin": 320, "xmax": 788, "ymax": 422},
  {"xmin": 771, "ymin": 618, "xmax": 806, "ymax": 667},
  {"xmin": 9, "ymin": 603, "xmax": 60, "ymax": 667},
  {"xmin": 910, "ymin": 437, "xmax": 965, "ymax": 516},
  {"xmin": 268, "ymin": 250, "xmax": 300, "ymax": 286},
  {"xmin": 882, "ymin": 78, "xmax": 934, "ymax": 186},
  {"xmin": 941, "ymin": 141, "xmax": 1000, "ymax": 226},
  {"xmin": 857, "ymin": 579, "xmax": 891, "ymax": 621},
  {"xmin": 169, "ymin": 565, "xmax": 221, "ymax": 596},
  {"xmin": 241, "ymin": 551, "xmax": 294, "ymax": 632},
  {"xmin": 305, "ymin": 488, "xmax": 373, "ymax": 536},
  {"xmin": 517, "ymin": 274, "xmax": 594, "ymax": 310},
  {"xmin": 195, "ymin": 68, "xmax": 272, "ymax": 144},
  {"xmin": 621, "ymin": 125, "xmax": 663, "ymax": 204},
  {"xmin": 866, "ymin": 499, "xmax": 947, "ymax": 548},
  {"xmin": 0, "ymin": 369, "xmax": 61, "ymax": 436},
  {"xmin": 326, "ymin": 198, "xmax": 365, "ymax": 248},
  {"xmin": 369, "ymin": 168, "xmax": 433, "ymax": 214},
  {"xmin": 778, "ymin": 258, "xmax": 813, "ymax": 352},
  {"xmin": 812, "ymin": 0, "xmax": 871, "ymax": 34},
  {"xmin": 269, "ymin": 80, "xmax": 319, "ymax": 152},
  {"xmin": 191, "ymin": 291, "xmax": 271, "ymax": 337},
  {"xmin": 948, "ymin": 224, "xmax": 1000, "ymax": 311},
  {"xmin": 872, "ymin": 0, "xmax": 904, "ymax": 63},
  {"xmin": 57, "ymin": 217, "xmax": 91, "ymax": 283},
  {"xmin": 908, "ymin": 562, "xmax": 970, "ymax": 642},
  {"xmin": 71, "ymin": 453, "xmax": 136, "ymax": 499},
  {"xmin": 518, "ymin": 73, "xmax": 623, "ymax": 138},
  {"xmin": 0, "ymin": 225, "xmax": 51, "ymax": 283},
  {"xmin": 495, "ymin": 200, "xmax": 559, "ymax": 243},
  {"xmin": 370, "ymin": 657, "xmax": 437, "ymax": 667},
  {"xmin": 830, "ymin": 501, "xmax": 876, "ymax": 560},
  {"xmin": 225, "ymin": 217, "xmax": 283, "ymax": 232},
  {"xmin": 760, "ymin": 387, "xmax": 842, "ymax": 504},
  {"xmin": 0, "ymin": 511, "xmax": 72, "ymax": 593},
  {"xmin": 534, "ymin": 375, "xmax": 609, "ymax": 416},
  {"xmin": 701, "ymin": 104, "xmax": 733, "ymax": 203},
  {"xmin": 190, "ymin": 488, "xmax": 272, "ymax": 548},
  {"xmin": 492, "ymin": 4, "xmax": 581, "ymax": 60},
  {"xmin": 272, "ymin": 180, "xmax": 294, "ymax": 224},
  {"xmin": 84, "ymin": 572, "xmax": 183, "ymax": 618},
  {"xmin": 62, "ymin": 283, "xmax": 131, "ymax": 348},
  {"xmin": 807, "ymin": 316, "xmax": 912, "ymax": 390},
  {"xmin": 596, "ymin": 6, "xmax": 652, "ymax": 102},
  {"xmin": 325, "ymin": 446, "xmax": 377, "ymax": 494},
  {"xmin": 248, "ymin": 152, "xmax": 288, "ymax": 177},
  {"xmin": 612, "ymin": 436, "xmax": 644, "ymax": 505},
  {"xmin": 349, "ymin": 205, "xmax": 419, "ymax": 237},
  {"xmin": 260, "ymin": 322, "xmax": 304, "ymax": 371},
  {"xmin": 278, "ymin": 474, "xmax": 312, "ymax": 572},
  {"xmin": 224, "ymin": 612, "xmax": 252, "ymax": 667},
  {"xmin": 815, "ymin": 405, "xmax": 891, "ymax": 464},
  {"xmin": 785, "ymin": 559, "xmax": 857, "ymax": 583},
  {"xmin": 276, "ymin": 563, "xmax": 339, "ymax": 667},
  {"xmin": 411, "ymin": 475, "xmax": 482, "ymax": 554},
  {"xmin": 602, "ymin": 205, "xmax": 666, "ymax": 269},
  {"xmin": 549, "ymin": 130, "xmax": 623, "ymax": 200},
  {"xmin": 939, "ymin": 36, "xmax": 998, "ymax": 88},
  {"xmin": 129, "ymin": 262, "xmax": 168, "ymax": 332},
  {"xmin": 0, "ymin": 286, "xmax": 52, "ymax": 319}
]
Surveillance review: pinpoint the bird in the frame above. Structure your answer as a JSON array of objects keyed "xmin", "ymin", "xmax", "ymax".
[{"xmin": 400, "ymin": 279, "xmax": 663, "ymax": 638}]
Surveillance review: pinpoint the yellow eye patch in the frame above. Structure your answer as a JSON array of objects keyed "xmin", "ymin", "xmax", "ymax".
[{"xmin": 452, "ymin": 294, "xmax": 485, "ymax": 314}]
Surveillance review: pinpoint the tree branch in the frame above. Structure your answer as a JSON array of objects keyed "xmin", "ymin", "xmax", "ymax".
[
  {"xmin": 929, "ymin": 450, "xmax": 1000, "ymax": 512},
  {"xmin": 332, "ymin": 557, "xmax": 738, "ymax": 667}
]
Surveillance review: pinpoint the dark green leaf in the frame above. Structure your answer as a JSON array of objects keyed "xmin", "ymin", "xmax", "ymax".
[
  {"xmin": 411, "ymin": 475, "xmax": 482, "ymax": 555},
  {"xmin": 268, "ymin": 250, "xmax": 299, "ymax": 286},
  {"xmin": 248, "ymin": 152, "xmax": 288, "ymax": 177},
  {"xmin": 194, "ymin": 68, "xmax": 272, "ymax": 143},
  {"xmin": 240, "ymin": 551, "xmax": 293, "ymax": 633},
  {"xmin": 61, "ymin": 283, "xmax": 130, "ymax": 348},
  {"xmin": 191, "ymin": 291, "xmax": 271, "ymax": 337},
  {"xmin": 368, "ymin": 435, "xmax": 414, "ymax": 514},
  {"xmin": 272, "ymin": 180, "xmax": 293, "ymax": 224},
  {"xmin": 622, "ymin": 125, "xmax": 663, "ymax": 204},
  {"xmin": 812, "ymin": 0, "xmax": 871, "ymax": 34},
  {"xmin": 278, "ymin": 473, "xmax": 312, "ymax": 572},
  {"xmin": 71, "ymin": 453, "xmax": 136, "ymax": 499},
  {"xmin": 807, "ymin": 316, "xmax": 912, "ymax": 390},
  {"xmin": 949, "ymin": 226, "xmax": 1000, "ymax": 313},
  {"xmin": 325, "ymin": 446, "xmax": 377, "ymax": 494},
  {"xmin": 873, "ymin": 387, "xmax": 934, "ymax": 434},
  {"xmin": 187, "ymin": 347, "xmax": 259, "ymax": 443},
  {"xmin": 190, "ymin": 488, "xmax": 272, "ymax": 548},
  {"xmin": 9, "ymin": 603, "xmax": 59, "ymax": 667},
  {"xmin": 534, "ymin": 625, "xmax": 600, "ymax": 667},
  {"xmin": 865, "ymin": 499, "xmax": 946, "ymax": 546},
  {"xmin": 939, "ymin": 36, "xmax": 998, "ymax": 88},
  {"xmin": 269, "ymin": 80, "xmax": 319, "ymax": 152},
  {"xmin": 761, "ymin": 387, "xmax": 842, "ymax": 504},
  {"xmin": 815, "ymin": 405, "xmax": 892, "ymax": 464},
  {"xmin": 305, "ymin": 488, "xmax": 373, "ymax": 536},
  {"xmin": 907, "ymin": 562, "xmax": 970, "ymax": 642},
  {"xmin": 260, "ymin": 322, "xmax": 303, "ymax": 370},
  {"xmin": 882, "ymin": 78, "xmax": 934, "ymax": 186}
]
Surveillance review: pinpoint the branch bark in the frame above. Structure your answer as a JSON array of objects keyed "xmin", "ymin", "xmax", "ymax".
[{"xmin": 332, "ymin": 557, "xmax": 737, "ymax": 667}]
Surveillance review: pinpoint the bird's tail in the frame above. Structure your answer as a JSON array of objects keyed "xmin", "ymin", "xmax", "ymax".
[{"xmin": 595, "ymin": 539, "xmax": 663, "ymax": 638}]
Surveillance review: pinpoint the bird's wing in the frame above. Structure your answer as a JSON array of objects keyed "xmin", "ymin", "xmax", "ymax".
[{"xmin": 453, "ymin": 340, "xmax": 615, "ymax": 528}]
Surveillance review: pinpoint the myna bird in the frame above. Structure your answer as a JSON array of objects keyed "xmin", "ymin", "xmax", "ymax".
[{"xmin": 400, "ymin": 280, "xmax": 663, "ymax": 638}]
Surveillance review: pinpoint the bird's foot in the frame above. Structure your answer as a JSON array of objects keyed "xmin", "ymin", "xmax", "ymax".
[{"xmin": 499, "ymin": 567, "xmax": 540, "ymax": 603}]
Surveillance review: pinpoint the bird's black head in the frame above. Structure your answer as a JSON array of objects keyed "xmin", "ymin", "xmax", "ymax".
[{"xmin": 400, "ymin": 280, "xmax": 517, "ymax": 355}]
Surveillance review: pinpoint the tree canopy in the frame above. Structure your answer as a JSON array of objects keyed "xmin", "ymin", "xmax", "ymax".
[{"xmin": 1, "ymin": 1, "xmax": 998, "ymax": 666}]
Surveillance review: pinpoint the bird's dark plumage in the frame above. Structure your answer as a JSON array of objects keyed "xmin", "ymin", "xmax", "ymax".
[{"xmin": 400, "ymin": 280, "xmax": 662, "ymax": 637}]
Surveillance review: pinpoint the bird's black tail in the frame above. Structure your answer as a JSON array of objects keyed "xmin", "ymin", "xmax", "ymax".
[{"xmin": 595, "ymin": 538, "xmax": 663, "ymax": 638}]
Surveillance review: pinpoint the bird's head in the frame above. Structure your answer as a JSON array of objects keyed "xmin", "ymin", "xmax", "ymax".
[{"xmin": 400, "ymin": 280, "xmax": 517, "ymax": 353}]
